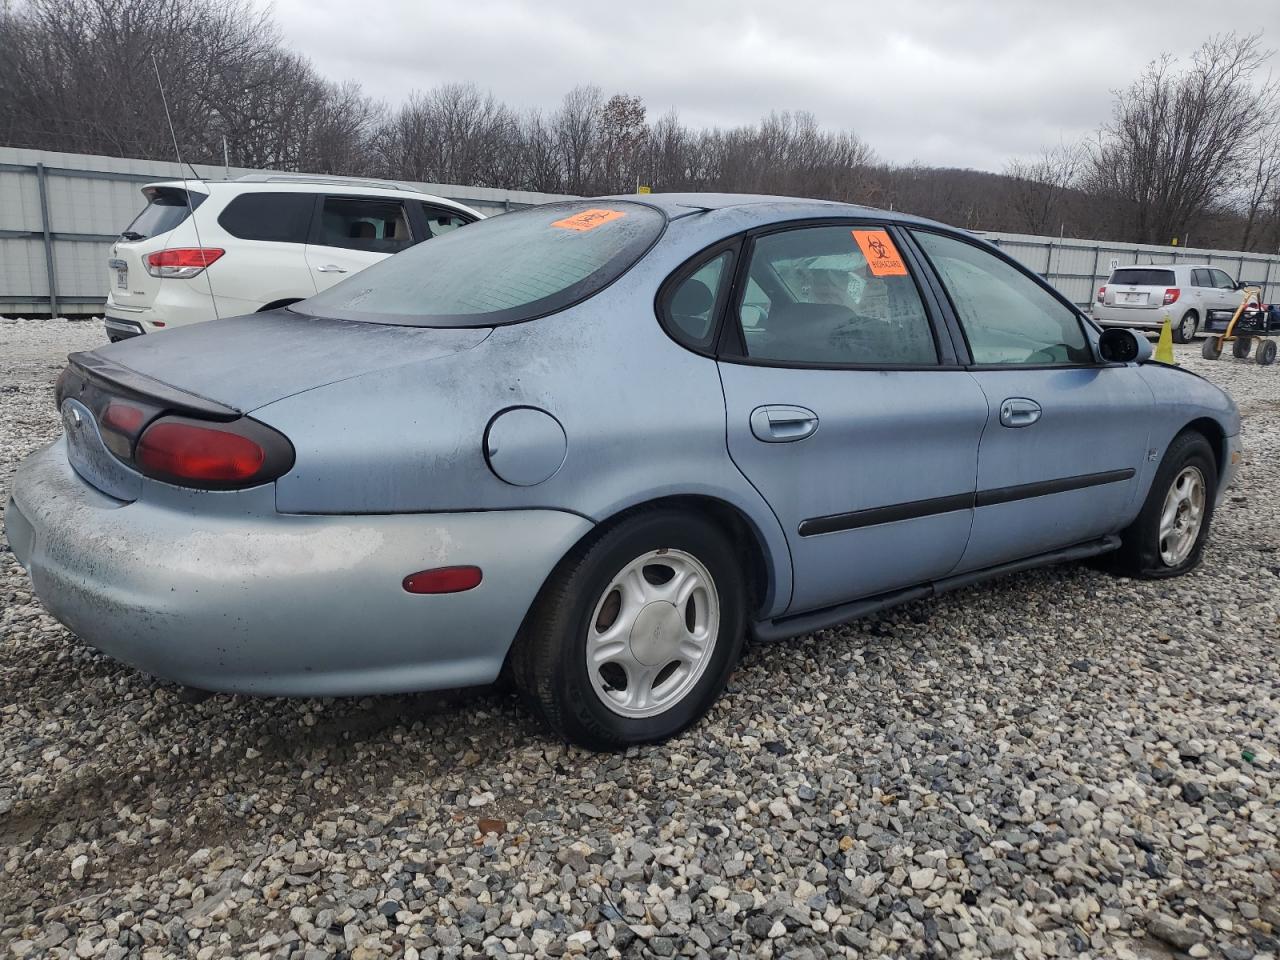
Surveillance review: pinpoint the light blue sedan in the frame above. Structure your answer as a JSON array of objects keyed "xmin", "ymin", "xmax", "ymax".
[{"xmin": 5, "ymin": 195, "xmax": 1240, "ymax": 750}]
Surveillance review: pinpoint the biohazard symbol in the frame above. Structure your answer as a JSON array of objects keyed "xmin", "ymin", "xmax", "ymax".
[
  {"xmin": 551, "ymin": 209, "xmax": 626, "ymax": 231},
  {"xmin": 852, "ymin": 229, "xmax": 908, "ymax": 276}
]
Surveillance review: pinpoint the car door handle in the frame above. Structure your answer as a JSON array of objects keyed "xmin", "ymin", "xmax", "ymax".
[
  {"xmin": 750, "ymin": 405, "xmax": 819, "ymax": 442},
  {"xmin": 999, "ymin": 398, "xmax": 1042, "ymax": 428},
  {"xmin": 316, "ymin": 264, "xmax": 348, "ymax": 273}
]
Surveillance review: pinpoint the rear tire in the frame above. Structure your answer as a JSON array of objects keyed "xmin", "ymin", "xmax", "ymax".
[
  {"xmin": 1173, "ymin": 311, "xmax": 1197, "ymax": 343},
  {"xmin": 1256, "ymin": 340, "xmax": 1277, "ymax": 366},
  {"xmin": 1201, "ymin": 337, "xmax": 1223, "ymax": 360},
  {"xmin": 1232, "ymin": 337, "xmax": 1253, "ymax": 359},
  {"xmin": 1110, "ymin": 431, "xmax": 1216, "ymax": 579},
  {"xmin": 511, "ymin": 509, "xmax": 746, "ymax": 751}
]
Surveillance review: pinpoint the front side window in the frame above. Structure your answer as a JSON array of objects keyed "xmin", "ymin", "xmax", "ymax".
[
  {"xmin": 217, "ymin": 192, "xmax": 314, "ymax": 244},
  {"xmin": 913, "ymin": 230, "xmax": 1092, "ymax": 366},
  {"xmin": 300, "ymin": 200, "xmax": 665, "ymax": 327},
  {"xmin": 317, "ymin": 197, "xmax": 413, "ymax": 253},
  {"xmin": 734, "ymin": 225, "xmax": 937, "ymax": 365}
]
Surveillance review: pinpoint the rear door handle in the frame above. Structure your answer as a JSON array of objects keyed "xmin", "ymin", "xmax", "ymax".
[
  {"xmin": 750, "ymin": 405, "xmax": 819, "ymax": 442},
  {"xmin": 999, "ymin": 397, "xmax": 1042, "ymax": 428},
  {"xmin": 316, "ymin": 264, "xmax": 348, "ymax": 273}
]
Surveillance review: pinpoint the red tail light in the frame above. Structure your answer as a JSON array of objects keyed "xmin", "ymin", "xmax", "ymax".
[
  {"xmin": 403, "ymin": 566, "xmax": 484, "ymax": 594},
  {"xmin": 1163, "ymin": 288, "xmax": 1180, "ymax": 305},
  {"xmin": 1097, "ymin": 285, "xmax": 1106, "ymax": 301},
  {"xmin": 134, "ymin": 416, "xmax": 293, "ymax": 489},
  {"xmin": 145, "ymin": 248, "xmax": 224, "ymax": 279}
]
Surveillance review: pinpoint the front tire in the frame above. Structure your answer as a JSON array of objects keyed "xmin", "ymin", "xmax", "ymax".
[
  {"xmin": 1173, "ymin": 311, "xmax": 1197, "ymax": 343},
  {"xmin": 511, "ymin": 509, "xmax": 746, "ymax": 751},
  {"xmin": 1201, "ymin": 337, "xmax": 1223, "ymax": 360},
  {"xmin": 1256, "ymin": 340, "xmax": 1278, "ymax": 366},
  {"xmin": 1110, "ymin": 431, "xmax": 1216, "ymax": 579}
]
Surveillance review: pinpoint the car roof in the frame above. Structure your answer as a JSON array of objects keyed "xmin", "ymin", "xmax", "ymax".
[
  {"xmin": 609, "ymin": 192, "xmax": 952, "ymax": 230},
  {"xmin": 142, "ymin": 178, "xmax": 480, "ymax": 217}
]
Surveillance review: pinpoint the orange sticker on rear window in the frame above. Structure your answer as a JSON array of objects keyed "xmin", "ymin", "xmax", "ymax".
[
  {"xmin": 551, "ymin": 209, "xmax": 626, "ymax": 231},
  {"xmin": 852, "ymin": 229, "xmax": 908, "ymax": 276}
]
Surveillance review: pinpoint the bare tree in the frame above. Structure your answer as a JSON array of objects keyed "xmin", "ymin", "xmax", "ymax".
[
  {"xmin": 1004, "ymin": 142, "xmax": 1084, "ymax": 234},
  {"xmin": 1084, "ymin": 32, "xmax": 1277, "ymax": 245}
]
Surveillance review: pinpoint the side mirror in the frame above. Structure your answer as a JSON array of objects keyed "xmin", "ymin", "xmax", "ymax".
[{"xmin": 1098, "ymin": 327, "xmax": 1152, "ymax": 364}]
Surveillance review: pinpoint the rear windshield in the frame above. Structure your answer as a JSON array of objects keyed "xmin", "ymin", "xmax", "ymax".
[
  {"xmin": 121, "ymin": 186, "xmax": 205, "ymax": 240},
  {"xmin": 1109, "ymin": 268, "xmax": 1175, "ymax": 286},
  {"xmin": 298, "ymin": 200, "xmax": 665, "ymax": 326}
]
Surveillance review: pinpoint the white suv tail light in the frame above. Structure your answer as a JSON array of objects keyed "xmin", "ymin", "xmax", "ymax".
[{"xmin": 145, "ymin": 248, "xmax": 224, "ymax": 279}]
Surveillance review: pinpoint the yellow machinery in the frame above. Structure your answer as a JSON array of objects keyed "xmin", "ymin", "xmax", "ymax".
[{"xmin": 1201, "ymin": 285, "xmax": 1278, "ymax": 365}]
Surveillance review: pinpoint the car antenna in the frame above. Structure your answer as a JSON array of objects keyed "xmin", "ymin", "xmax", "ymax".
[{"xmin": 151, "ymin": 52, "xmax": 220, "ymax": 321}]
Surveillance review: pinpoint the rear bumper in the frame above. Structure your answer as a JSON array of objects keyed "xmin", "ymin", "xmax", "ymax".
[
  {"xmin": 1092, "ymin": 304, "xmax": 1165, "ymax": 330},
  {"xmin": 103, "ymin": 316, "xmax": 145, "ymax": 341},
  {"xmin": 5, "ymin": 438, "xmax": 592, "ymax": 695}
]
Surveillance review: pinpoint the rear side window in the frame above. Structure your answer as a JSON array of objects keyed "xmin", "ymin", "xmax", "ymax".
[
  {"xmin": 1109, "ymin": 268, "xmax": 1176, "ymax": 286},
  {"xmin": 913, "ymin": 230, "xmax": 1091, "ymax": 366},
  {"xmin": 300, "ymin": 201, "xmax": 665, "ymax": 327},
  {"xmin": 122, "ymin": 187, "xmax": 205, "ymax": 240},
  {"xmin": 317, "ymin": 197, "xmax": 413, "ymax": 252},
  {"xmin": 419, "ymin": 203, "xmax": 472, "ymax": 237},
  {"xmin": 733, "ymin": 225, "xmax": 938, "ymax": 365},
  {"xmin": 218, "ymin": 193, "xmax": 314, "ymax": 243},
  {"xmin": 662, "ymin": 250, "xmax": 734, "ymax": 350},
  {"xmin": 1191, "ymin": 268, "xmax": 1210, "ymax": 287}
]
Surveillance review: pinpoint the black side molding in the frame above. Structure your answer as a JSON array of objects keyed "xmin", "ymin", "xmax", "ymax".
[
  {"xmin": 798, "ymin": 493, "xmax": 972, "ymax": 537},
  {"xmin": 974, "ymin": 469, "xmax": 1136, "ymax": 508},
  {"xmin": 799, "ymin": 469, "xmax": 1138, "ymax": 538},
  {"xmin": 752, "ymin": 535, "xmax": 1120, "ymax": 642}
]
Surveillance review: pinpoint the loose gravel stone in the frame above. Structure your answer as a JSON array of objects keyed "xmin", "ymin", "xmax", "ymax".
[{"xmin": 1, "ymin": 320, "xmax": 1278, "ymax": 959}]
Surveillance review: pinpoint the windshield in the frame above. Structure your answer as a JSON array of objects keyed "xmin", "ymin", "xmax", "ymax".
[
  {"xmin": 299, "ymin": 200, "xmax": 666, "ymax": 327},
  {"xmin": 1109, "ymin": 268, "xmax": 1175, "ymax": 286}
]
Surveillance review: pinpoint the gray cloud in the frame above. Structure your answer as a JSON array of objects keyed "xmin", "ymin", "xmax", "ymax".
[{"xmin": 267, "ymin": 0, "xmax": 1279, "ymax": 171}]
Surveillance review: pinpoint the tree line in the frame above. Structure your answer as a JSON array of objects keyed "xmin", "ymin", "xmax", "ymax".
[{"xmin": 2, "ymin": 0, "xmax": 1277, "ymax": 252}]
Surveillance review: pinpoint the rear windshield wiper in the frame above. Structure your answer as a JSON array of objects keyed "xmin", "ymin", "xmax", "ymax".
[{"xmin": 119, "ymin": 230, "xmax": 144, "ymax": 241}]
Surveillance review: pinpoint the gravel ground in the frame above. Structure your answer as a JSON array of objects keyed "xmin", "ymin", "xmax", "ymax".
[{"xmin": 1, "ymin": 316, "xmax": 1277, "ymax": 960}]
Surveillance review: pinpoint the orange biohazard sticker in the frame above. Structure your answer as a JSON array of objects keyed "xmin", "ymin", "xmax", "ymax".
[
  {"xmin": 551, "ymin": 208, "xmax": 626, "ymax": 231},
  {"xmin": 852, "ymin": 229, "xmax": 908, "ymax": 276}
]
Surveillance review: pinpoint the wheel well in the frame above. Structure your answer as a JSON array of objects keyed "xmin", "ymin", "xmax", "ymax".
[
  {"xmin": 257, "ymin": 298, "xmax": 303, "ymax": 313},
  {"xmin": 1182, "ymin": 417, "xmax": 1224, "ymax": 474},
  {"xmin": 592, "ymin": 496, "xmax": 773, "ymax": 617}
]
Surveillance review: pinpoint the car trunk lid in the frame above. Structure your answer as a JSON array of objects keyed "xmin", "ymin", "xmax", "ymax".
[{"xmin": 92, "ymin": 308, "xmax": 492, "ymax": 413}]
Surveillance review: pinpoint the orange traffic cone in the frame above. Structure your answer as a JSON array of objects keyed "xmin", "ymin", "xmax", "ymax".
[{"xmin": 1154, "ymin": 313, "xmax": 1178, "ymax": 365}]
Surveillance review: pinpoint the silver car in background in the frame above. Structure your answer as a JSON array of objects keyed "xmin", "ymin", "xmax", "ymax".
[
  {"xmin": 1092, "ymin": 263, "xmax": 1244, "ymax": 342},
  {"xmin": 6, "ymin": 195, "xmax": 1240, "ymax": 750}
]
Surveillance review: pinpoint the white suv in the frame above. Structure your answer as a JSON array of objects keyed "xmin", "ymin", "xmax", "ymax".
[
  {"xmin": 1091, "ymin": 264, "xmax": 1243, "ymax": 343},
  {"xmin": 103, "ymin": 175, "xmax": 481, "ymax": 341}
]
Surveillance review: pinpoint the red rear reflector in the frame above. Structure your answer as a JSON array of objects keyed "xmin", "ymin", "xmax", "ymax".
[
  {"xmin": 137, "ymin": 421, "xmax": 265, "ymax": 482},
  {"xmin": 146, "ymin": 248, "xmax": 225, "ymax": 269},
  {"xmin": 402, "ymin": 566, "xmax": 483, "ymax": 594},
  {"xmin": 101, "ymin": 401, "xmax": 146, "ymax": 434}
]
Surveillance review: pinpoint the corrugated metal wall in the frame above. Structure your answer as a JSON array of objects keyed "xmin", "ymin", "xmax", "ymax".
[
  {"xmin": 3, "ymin": 146, "xmax": 1279, "ymax": 316},
  {"xmin": 0, "ymin": 147, "xmax": 570, "ymax": 316},
  {"xmin": 977, "ymin": 231, "xmax": 1280, "ymax": 309}
]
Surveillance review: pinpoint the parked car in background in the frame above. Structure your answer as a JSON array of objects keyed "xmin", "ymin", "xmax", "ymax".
[
  {"xmin": 103, "ymin": 175, "xmax": 480, "ymax": 342},
  {"xmin": 9, "ymin": 195, "xmax": 1240, "ymax": 750},
  {"xmin": 1092, "ymin": 264, "xmax": 1243, "ymax": 343}
]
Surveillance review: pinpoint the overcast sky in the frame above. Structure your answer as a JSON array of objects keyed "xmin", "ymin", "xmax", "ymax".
[{"xmin": 267, "ymin": 0, "xmax": 1278, "ymax": 173}]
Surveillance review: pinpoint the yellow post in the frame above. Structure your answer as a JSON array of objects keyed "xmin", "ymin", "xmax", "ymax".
[{"xmin": 1154, "ymin": 313, "xmax": 1178, "ymax": 365}]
